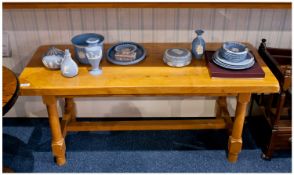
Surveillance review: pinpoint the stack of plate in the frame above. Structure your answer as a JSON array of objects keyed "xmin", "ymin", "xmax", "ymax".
[{"xmin": 212, "ymin": 42, "xmax": 255, "ymax": 70}]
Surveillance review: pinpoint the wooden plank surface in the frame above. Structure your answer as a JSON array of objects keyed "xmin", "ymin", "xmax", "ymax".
[
  {"xmin": 19, "ymin": 43, "xmax": 279, "ymax": 96},
  {"xmin": 3, "ymin": 2, "xmax": 291, "ymax": 9},
  {"xmin": 66, "ymin": 119, "xmax": 227, "ymax": 131}
]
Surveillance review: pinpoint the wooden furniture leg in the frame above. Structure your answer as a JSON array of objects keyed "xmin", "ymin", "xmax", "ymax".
[
  {"xmin": 61, "ymin": 98, "xmax": 77, "ymax": 137},
  {"xmin": 43, "ymin": 96, "xmax": 66, "ymax": 166},
  {"xmin": 228, "ymin": 93, "xmax": 251, "ymax": 163},
  {"xmin": 216, "ymin": 96, "xmax": 233, "ymax": 134},
  {"xmin": 263, "ymin": 92, "xmax": 287, "ymax": 160},
  {"xmin": 262, "ymin": 131, "xmax": 278, "ymax": 159},
  {"xmin": 215, "ymin": 97, "xmax": 225, "ymax": 118},
  {"xmin": 65, "ymin": 98, "xmax": 77, "ymax": 122}
]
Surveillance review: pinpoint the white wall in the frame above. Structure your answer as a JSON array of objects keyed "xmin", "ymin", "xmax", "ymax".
[{"xmin": 3, "ymin": 8, "xmax": 291, "ymax": 118}]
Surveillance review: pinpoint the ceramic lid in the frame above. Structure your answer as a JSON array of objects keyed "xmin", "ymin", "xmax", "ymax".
[
  {"xmin": 86, "ymin": 38, "xmax": 100, "ymax": 44},
  {"xmin": 164, "ymin": 48, "xmax": 192, "ymax": 62}
]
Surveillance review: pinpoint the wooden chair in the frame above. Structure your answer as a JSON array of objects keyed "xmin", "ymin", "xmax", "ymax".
[{"xmin": 252, "ymin": 39, "xmax": 292, "ymax": 160}]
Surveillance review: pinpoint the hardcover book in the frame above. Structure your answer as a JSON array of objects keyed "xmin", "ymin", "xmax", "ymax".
[{"xmin": 205, "ymin": 51, "xmax": 265, "ymax": 78}]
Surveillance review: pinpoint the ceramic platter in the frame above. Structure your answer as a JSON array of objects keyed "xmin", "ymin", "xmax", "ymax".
[
  {"xmin": 107, "ymin": 42, "xmax": 146, "ymax": 65},
  {"xmin": 212, "ymin": 50, "xmax": 255, "ymax": 70}
]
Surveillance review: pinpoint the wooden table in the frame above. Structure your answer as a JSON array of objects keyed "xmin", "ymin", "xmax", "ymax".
[
  {"xmin": 3, "ymin": 66, "xmax": 20, "ymax": 115},
  {"xmin": 19, "ymin": 43, "xmax": 279, "ymax": 166},
  {"xmin": 3, "ymin": 66, "xmax": 20, "ymax": 173}
]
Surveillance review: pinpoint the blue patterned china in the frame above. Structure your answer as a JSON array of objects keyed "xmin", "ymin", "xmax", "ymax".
[
  {"xmin": 114, "ymin": 43, "xmax": 137, "ymax": 53},
  {"xmin": 219, "ymin": 42, "xmax": 248, "ymax": 62},
  {"xmin": 45, "ymin": 47, "xmax": 65, "ymax": 57},
  {"xmin": 163, "ymin": 48, "xmax": 192, "ymax": 67},
  {"xmin": 42, "ymin": 55, "xmax": 63, "ymax": 70},
  {"xmin": 214, "ymin": 50, "xmax": 254, "ymax": 66},
  {"xmin": 212, "ymin": 58, "xmax": 255, "ymax": 70},
  {"xmin": 192, "ymin": 29, "xmax": 205, "ymax": 59},
  {"xmin": 107, "ymin": 42, "xmax": 146, "ymax": 65},
  {"xmin": 42, "ymin": 47, "xmax": 65, "ymax": 69},
  {"xmin": 85, "ymin": 38, "xmax": 103, "ymax": 75},
  {"xmin": 113, "ymin": 43, "xmax": 138, "ymax": 62},
  {"xmin": 61, "ymin": 49, "xmax": 79, "ymax": 77},
  {"xmin": 71, "ymin": 33, "xmax": 104, "ymax": 64},
  {"xmin": 212, "ymin": 51, "xmax": 255, "ymax": 70}
]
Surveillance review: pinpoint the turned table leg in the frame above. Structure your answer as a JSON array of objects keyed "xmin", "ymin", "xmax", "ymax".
[
  {"xmin": 215, "ymin": 96, "xmax": 227, "ymax": 118},
  {"xmin": 215, "ymin": 97, "xmax": 224, "ymax": 118},
  {"xmin": 43, "ymin": 96, "xmax": 66, "ymax": 166},
  {"xmin": 216, "ymin": 96, "xmax": 233, "ymax": 134},
  {"xmin": 228, "ymin": 93, "xmax": 251, "ymax": 163},
  {"xmin": 65, "ymin": 98, "xmax": 77, "ymax": 122}
]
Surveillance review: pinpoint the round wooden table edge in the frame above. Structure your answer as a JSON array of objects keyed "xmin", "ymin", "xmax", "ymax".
[{"xmin": 3, "ymin": 67, "xmax": 20, "ymax": 115}]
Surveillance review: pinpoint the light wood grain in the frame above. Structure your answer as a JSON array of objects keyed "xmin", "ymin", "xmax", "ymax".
[
  {"xmin": 3, "ymin": 67, "xmax": 18, "ymax": 106},
  {"xmin": 228, "ymin": 93, "xmax": 251, "ymax": 163},
  {"xmin": 2, "ymin": 66, "xmax": 19, "ymax": 115},
  {"xmin": 3, "ymin": 2, "xmax": 291, "ymax": 9},
  {"xmin": 60, "ymin": 98, "xmax": 75, "ymax": 137},
  {"xmin": 18, "ymin": 43, "xmax": 280, "ymax": 165},
  {"xmin": 215, "ymin": 96, "xmax": 233, "ymax": 134},
  {"xmin": 66, "ymin": 119, "xmax": 227, "ymax": 131},
  {"xmin": 42, "ymin": 96, "xmax": 66, "ymax": 166},
  {"xmin": 19, "ymin": 43, "xmax": 279, "ymax": 96}
]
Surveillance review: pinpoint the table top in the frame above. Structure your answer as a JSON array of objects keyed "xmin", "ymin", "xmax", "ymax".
[
  {"xmin": 19, "ymin": 43, "xmax": 279, "ymax": 96},
  {"xmin": 3, "ymin": 66, "xmax": 20, "ymax": 115}
]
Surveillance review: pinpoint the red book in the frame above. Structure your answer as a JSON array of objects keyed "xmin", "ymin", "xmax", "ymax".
[{"xmin": 205, "ymin": 51, "xmax": 265, "ymax": 78}]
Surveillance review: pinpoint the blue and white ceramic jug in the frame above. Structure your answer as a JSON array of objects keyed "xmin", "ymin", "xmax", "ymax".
[
  {"xmin": 192, "ymin": 29, "xmax": 205, "ymax": 59},
  {"xmin": 61, "ymin": 49, "xmax": 79, "ymax": 78}
]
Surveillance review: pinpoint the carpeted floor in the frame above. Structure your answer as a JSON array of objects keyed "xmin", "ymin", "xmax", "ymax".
[{"xmin": 2, "ymin": 117, "xmax": 292, "ymax": 172}]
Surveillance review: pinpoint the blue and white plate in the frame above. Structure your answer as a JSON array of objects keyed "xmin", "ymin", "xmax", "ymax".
[
  {"xmin": 215, "ymin": 50, "xmax": 254, "ymax": 66},
  {"xmin": 107, "ymin": 42, "xmax": 146, "ymax": 65},
  {"xmin": 212, "ymin": 51, "xmax": 255, "ymax": 70}
]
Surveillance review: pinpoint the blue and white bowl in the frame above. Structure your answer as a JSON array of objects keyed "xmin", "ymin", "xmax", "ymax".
[
  {"xmin": 219, "ymin": 42, "xmax": 248, "ymax": 62},
  {"xmin": 71, "ymin": 33, "xmax": 104, "ymax": 64}
]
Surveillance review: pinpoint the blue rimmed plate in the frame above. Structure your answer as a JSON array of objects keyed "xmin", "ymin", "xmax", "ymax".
[
  {"xmin": 107, "ymin": 42, "xmax": 146, "ymax": 65},
  {"xmin": 212, "ymin": 51, "xmax": 255, "ymax": 70},
  {"xmin": 215, "ymin": 50, "xmax": 255, "ymax": 66}
]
